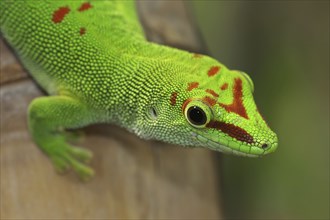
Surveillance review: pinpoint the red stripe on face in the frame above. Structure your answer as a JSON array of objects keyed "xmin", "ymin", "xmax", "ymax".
[
  {"xmin": 202, "ymin": 96, "xmax": 217, "ymax": 106},
  {"xmin": 206, "ymin": 120, "xmax": 254, "ymax": 144},
  {"xmin": 219, "ymin": 78, "xmax": 248, "ymax": 119},
  {"xmin": 220, "ymin": 83, "xmax": 228, "ymax": 90},
  {"xmin": 170, "ymin": 92, "xmax": 178, "ymax": 106},
  {"xmin": 52, "ymin": 6, "xmax": 70, "ymax": 23},
  {"xmin": 205, "ymin": 89, "xmax": 219, "ymax": 98},
  {"xmin": 187, "ymin": 82, "xmax": 199, "ymax": 91},
  {"xmin": 78, "ymin": 2, "xmax": 92, "ymax": 12},
  {"xmin": 207, "ymin": 66, "xmax": 220, "ymax": 77}
]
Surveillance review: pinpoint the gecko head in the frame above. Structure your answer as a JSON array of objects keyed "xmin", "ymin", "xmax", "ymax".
[
  {"xmin": 177, "ymin": 66, "xmax": 278, "ymax": 157},
  {"xmin": 140, "ymin": 56, "xmax": 277, "ymax": 157}
]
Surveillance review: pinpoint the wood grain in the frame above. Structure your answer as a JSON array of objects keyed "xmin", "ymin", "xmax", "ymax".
[{"xmin": 0, "ymin": 1, "xmax": 223, "ymax": 219}]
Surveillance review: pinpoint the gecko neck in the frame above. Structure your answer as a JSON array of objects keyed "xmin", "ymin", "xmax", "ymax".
[{"xmin": 94, "ymin": 40, "xmax": 191, "ymax": 126}]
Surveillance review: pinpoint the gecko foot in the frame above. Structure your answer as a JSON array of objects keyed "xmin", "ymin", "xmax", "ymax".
[{"xmin": 49, "ymin": 143, "xmax": 94, "ymax": 181}]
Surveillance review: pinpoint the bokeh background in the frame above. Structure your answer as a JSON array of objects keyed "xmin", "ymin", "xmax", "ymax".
[{"xmin": 192, "ymin": 1, "xmax": 329, "ymax": 219}]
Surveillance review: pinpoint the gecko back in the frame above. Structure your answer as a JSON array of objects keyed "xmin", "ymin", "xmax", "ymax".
[{"xmin": 0, "ymin": 0, "xmax": 144, "ymax": 94}]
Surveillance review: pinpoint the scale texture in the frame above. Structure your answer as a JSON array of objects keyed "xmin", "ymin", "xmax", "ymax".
[{"xmin": 0, "ymin": 0, "xmax": 278, "ymax": 179}]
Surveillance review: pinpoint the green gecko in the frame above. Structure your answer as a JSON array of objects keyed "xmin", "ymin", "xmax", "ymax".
[{"xmin": 0, "ymin": 0, "xmax": 278, "ymax": 180}]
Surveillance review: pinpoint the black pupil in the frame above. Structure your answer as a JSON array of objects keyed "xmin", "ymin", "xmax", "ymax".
[{"xmin": 187, "ymin": 106, "xmax": 207, "ymax": 125}]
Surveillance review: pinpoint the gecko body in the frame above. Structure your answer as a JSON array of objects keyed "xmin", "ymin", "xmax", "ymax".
[{"xmin": 0, "ymin": 0, "xmax": 278, "ymax": 179}]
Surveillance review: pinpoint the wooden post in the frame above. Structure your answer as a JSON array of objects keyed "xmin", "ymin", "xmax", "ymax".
[{"xmin": 0, "ymin": 1, "xmax": 223, "ymax": 219}]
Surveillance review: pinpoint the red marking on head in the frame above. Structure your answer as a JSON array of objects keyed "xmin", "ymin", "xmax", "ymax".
[
  {"xmin": 202, "ymin": 96, "xmax": 217, "ymax": 106},
  {"xmin": 193, "ymin": 53, "xmax": 203, "ymax": 58},
  {"xmin": 206, "ymin": 120, "xmax": 254, "ymax": 144},
  {"xmin": 52, "ymin": 6, "xmax": 70, "ymax": 23},
  {"xmin": 78, "ymin": 2, "xmax": 92, "ymax": 12},
  {"xmin": 187, "ymin": 82, "xmax": 199, "ymax": 91},
  {"xmin": 207, "ymin": 66, "xmax": 220, "ymax": 77},
  {"xmin": 170, "ymin": 92, "xmax": 178, "ymax": 106},
  {"xmin": 79, "ymin": 27, "xmax": 86, "ymax": 35},
  {"xmin": 205, "ymin": 89, "xmax": 219, "ymax": 98},
  {"xmin": 182, "ymin": 98, "xmax": 192, "ymax": 112},
  {"xmin": 220, "ymin": 83, "xmax": 228, "ymax": 90},
  {"xmin": 219, "ymin": 78, "xmax": 248, "ymax": 119}
]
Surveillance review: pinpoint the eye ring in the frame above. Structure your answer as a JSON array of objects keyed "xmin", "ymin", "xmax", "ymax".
[{"xmin": 184, "ymin": 100, "xmax": 212, "ymax": 128}]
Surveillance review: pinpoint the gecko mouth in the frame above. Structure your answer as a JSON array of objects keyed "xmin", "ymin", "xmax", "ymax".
[{"xmin": 191, "ymin": 132, "xmax": 276, "ymax": 157}]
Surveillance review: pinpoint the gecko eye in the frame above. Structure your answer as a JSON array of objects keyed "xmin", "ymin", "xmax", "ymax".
[
  {"xmin": 184, "ymin": 100, "xmax": 212, "ymax": 128},
  {"xmin": 187, "ymin": 106, "xmax": 207, "ymax": 126}
]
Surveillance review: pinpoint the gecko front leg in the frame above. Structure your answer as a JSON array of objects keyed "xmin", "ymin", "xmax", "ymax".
[{"xmin": 28, "ymin": 95, "xmax": 95, "ymax": 180}]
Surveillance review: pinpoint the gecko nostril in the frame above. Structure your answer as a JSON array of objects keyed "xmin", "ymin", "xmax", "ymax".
[{"xmin": 261, "ymin": 143, "xmax": 269, "ymax": 149}]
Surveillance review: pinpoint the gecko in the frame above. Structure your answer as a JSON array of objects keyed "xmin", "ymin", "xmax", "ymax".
[{"xmin": 0, "ymin": 0, "xmax": 278, "ymax": 180}]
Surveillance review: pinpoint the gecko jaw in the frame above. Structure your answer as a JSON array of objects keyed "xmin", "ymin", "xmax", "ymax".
[{"xmin": 191, "ymin": 132, "xmax": 265, "ymax": 157}]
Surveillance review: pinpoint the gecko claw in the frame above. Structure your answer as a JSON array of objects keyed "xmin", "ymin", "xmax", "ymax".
[{"xmin": 47, "ymin": 142, "xmax": 94, "ymax": 180}]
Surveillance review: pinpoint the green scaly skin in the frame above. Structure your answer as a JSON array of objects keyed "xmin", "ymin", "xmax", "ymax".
[{"xmin": 0, "ymin": 0, "xmax": 278, "ymax": 180}]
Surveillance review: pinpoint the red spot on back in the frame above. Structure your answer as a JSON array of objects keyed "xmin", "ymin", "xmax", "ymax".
[
  {"xmin": 220, "ymin": 83, "xmax": 228, "ymax": 90},
  {"xmin": 206, "ymin": 120, "xmax": 254, "ymax": 144},
  {"xmin": 219, "ymin": 78, "xmax": 248, "ymax": 119},
  {"xmin": 52, "ymin": 6, "xmax": 70, "ymax": 23},
  {"xmin": 79, "ymin": 27, "xmax": 86, "ymax": 35},
  {"xmin": 202, "ymin": 96, "xmax": 217, "ymax": 106},
  {"xmin": 187, "ymin": 82, "xmax": 199, "ymax": 91},
  {"xmin": 207, "ymin": 66, "xmax": 220, "ymax": 77},
  {"xmin": 78, "ymin": 2, "xmax": 92, "ymax": 12},
  {"xmin": 170, "ymin": 92, "xmax": 178, "ymax": 106},
  {"xmin": 205, "ymin": 89, "xmax": 219, "ymax": 98}
]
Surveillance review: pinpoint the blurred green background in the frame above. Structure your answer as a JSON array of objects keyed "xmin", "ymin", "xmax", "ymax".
[{"xmin": 192, "ymin": 1, "xmax": 329, "ymax": 219}]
